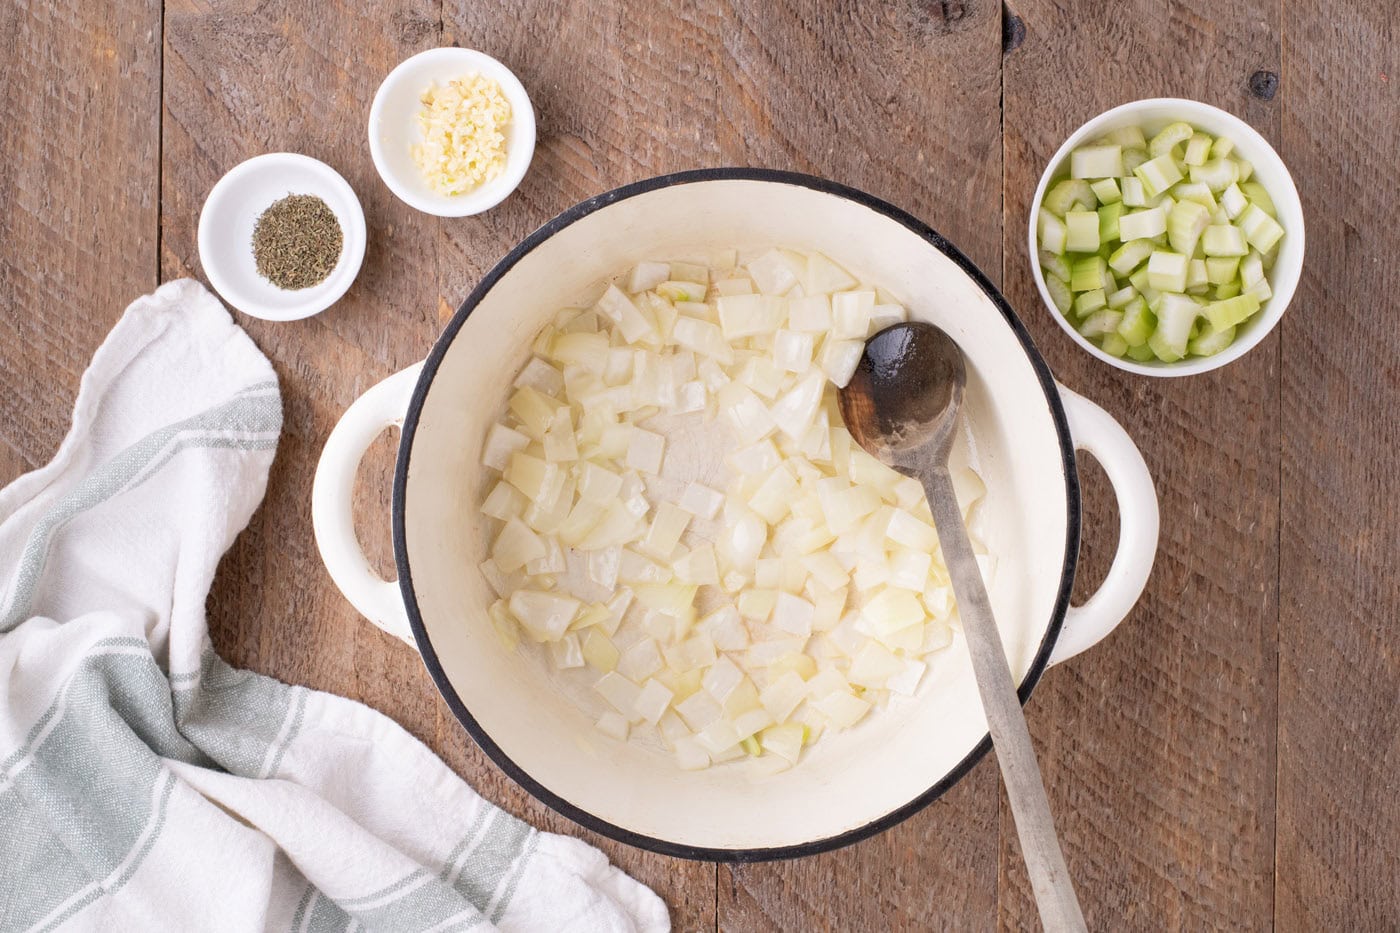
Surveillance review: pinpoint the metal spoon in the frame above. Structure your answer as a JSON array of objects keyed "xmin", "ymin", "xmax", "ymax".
[{"xmin": 838, "ymin": 322, "xmax": 1087, "ymax": 933}]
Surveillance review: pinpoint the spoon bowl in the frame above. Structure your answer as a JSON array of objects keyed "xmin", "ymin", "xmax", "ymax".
[{"xmin": 840, "ymin": 322, "xmax": 966, "ymax": 463}]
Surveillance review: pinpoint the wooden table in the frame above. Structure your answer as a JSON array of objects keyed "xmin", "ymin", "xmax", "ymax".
[{"xmin": 4, "ymin": 1, "xmax": 1396, "ymax": 929}]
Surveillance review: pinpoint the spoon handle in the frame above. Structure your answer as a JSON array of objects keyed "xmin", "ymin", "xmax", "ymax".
[{"xmin": 919, "ymin": 465, "xmax": 1088, "ymax": 933}]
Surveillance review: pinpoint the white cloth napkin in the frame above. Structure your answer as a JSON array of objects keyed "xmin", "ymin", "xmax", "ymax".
[{"xmin": 0, "ymin": 280, "xmax": 669, "ymax": 933}]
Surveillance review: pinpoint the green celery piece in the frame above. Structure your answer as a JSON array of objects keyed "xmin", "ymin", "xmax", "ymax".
[
  {"xmin": 1186, "ymin": 259, "xmax": 1209, "ymax": 290},
  {"xmin": 1119, "ymin": 206, "xmax": 1167, "ymax": 241},
  {"xmin": 1189, "ymin": 323, "xmax": 1237, "ymax": 357},
  {"xmin": 1098, "ymin": 202, "xmax": 1123, "ymax": 242},
  {"xmin": 1038, "ymin": 209, "xmax": 1068, "ymax": 254},
  {"xmin": 1202, "ymin": 224, "xmax": 1248, "ymax": 257},
  {"xmin": 1205, "ymin": 293, "xmax": 1262, "ymax": 331},
  {"xmin": 1210, "ymin": 135, "xmax": 1236, "ymax": 159},
  {"xmin": 1120, "ymin": 177, "xmax": 1147, "ymax": 207},
  {"xmin": 1148, "ymin": 293, "xmax": 1201, "ymax": 361},
  {"xmin": 1078, "ymin": 309, "xmax": 1124, "ymax": 337},
  {"xmin": 1213, "ymin": 281, "xmax": 1242, "ymax": 300},
  {"xmin": 1071, "ymin": 144, "xmax": 1124, "ymax": 179},
  {"xmin": 1090, "ymin": 177, "xmax": 1122, "ymax": 204},
  {"xmin": 1184, "ymin": 133, "xmax": 1213, "ymax": 166},
  {"xmin": 1167, "ymin": 200, "xmax": 1211, "ymax": 256},
  {"xmin": 1121, "ymin": 148, "xmax": 1150, "ymax": 176},
  {"xmin": 1147, "ymin": 250, "xmax": 1189, "ymax": 292},
  {"xmin": 1100, "ymin": 332, "xmax": 1130, "ymax": 357},
  {"xmin": 1065, "ymin": 210, "xmax": 1101, "ymax": 252},
  {"xmin": 1045, "ymin": 274, "xmax": 1074, "ymax": 315},
  {"xmin": 1237, "ymin": 158, "xmax": 1255, "ymax": 182},
  {"xmin": 1126, "ymin": 342, "xmax": 1157, "ymax": 362},
  {"xmin": 1237, "ymin": 204, "xmax": 1285, "ymax": 253},
  {"xmin": 1135, "ymin": 154, "xmax": 1184, "ymax": 198},
  {"xmin": 1220, "ymin": 183, "xmax": 1248, "ymax": 219},
  {"xmin": 1173, "ymin": 181, "xmax": 1217, "ymax": 211},
  {"xmin": 1191, "ymin": 158, "xmax": 1239, "ymax": 193},
  {"xmin": 1244, "ymin": 276, "xmax": 1273, "ymax": 303},
  {"xmin": 1116, "ymin": 295, "xmax": 1156, "ymax": 346},
  {"xmin": 1261, "ymin": 242, "xmax": 1280, "ymax": 272},
  {"xmin": 1206, "ymin": 257, "xmax": 1240, "ymax": 285},
  {"xmin": 1107, "ymin": 285, "xmax": 1138, "ymax": 309},
  {"xmin": 1240, "ymin": 181, "xmax": 1275, "ymax": 217},
  {"xmin": 1074, "ymin": 288, "xmax": 1107, "ymax": 318},
  {"xmin": 1109, "ymin": 239, "xmax": 1156, "ymax": 275},
  {"xmin": 1040, "ymin": 251, "xmax": 1072, "ymax": 282},
  {"xmin": 1070, "ymin": 255, "xmax": 1106, "ymax": 292},
  {"xmin": 1043, "ymin": 179, "xmax": 1097, "ymax": 217},
  {"xmin": 1240, "ymin": 251, "xmax": 1265, "ymax": 287},
  {"xmin": 1105, "ymin": 126, "xmax": 1148, "ymax": 150},
  {"xmin": 1148, "ymin": 121, "xmax": 1195, "ymax": 157}
]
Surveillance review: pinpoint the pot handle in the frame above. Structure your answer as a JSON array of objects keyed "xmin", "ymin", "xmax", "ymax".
[
  {"xmin": 311, "ymin": 362, "xmax": 424, "ymax": 647},
  {"xmin": 1049, "ymin": 385, "xmax": 1159, "ymax": 664}
]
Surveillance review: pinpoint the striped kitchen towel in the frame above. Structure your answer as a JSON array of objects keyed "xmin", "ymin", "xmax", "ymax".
[{"xmin": 0, "ymin": 280, "xmax": 669, "ymax": 933}]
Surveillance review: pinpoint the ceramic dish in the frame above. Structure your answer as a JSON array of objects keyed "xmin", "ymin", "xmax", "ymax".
[
  {"xmin": 312, "ymin": 169, "xmax": 1160, "ymax": 860},
  {"xmin": 197, "ymin": 153, "xmax": 366, "ymax": 321},
  {"xmin": 1028, "ymin": 98, "xmax": 1305, "ymax": 376},
  {"xmin": 368, "ymin": 47, "xmax": 536, "ymax": 217}
]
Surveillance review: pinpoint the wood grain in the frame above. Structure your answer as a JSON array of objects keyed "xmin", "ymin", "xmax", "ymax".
[
  {"xmin": 1002, "ymin": 0, "xmax": 1282, "ymax": 928},
  {"xmin": 1276, "ymin": 2, "xmax": 1400, "ymax": 928},
  {"xmin": 0, "ymin": 0, "xmax": 161, "ymax": 468},
  {"xmin": 5, "ymin": 0, "xmax": 1400, "ymax": 929}
]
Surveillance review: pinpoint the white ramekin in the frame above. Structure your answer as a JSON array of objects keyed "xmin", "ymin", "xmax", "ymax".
[
  {"xmin": 1028, "ymin": 98, "xmax": 1305, "ymax": 377},
  {"xmin": 368, "ymin": 47, "xmax": 536, "ymax": 218}
]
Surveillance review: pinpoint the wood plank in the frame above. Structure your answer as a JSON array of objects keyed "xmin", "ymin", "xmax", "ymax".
[
  {"xmin": 1001, "ymin": 0, "xmax": 1281, "ymax": 927},
  {"xmin": 0, "ymin": 0, "xmax": 161, "ymax": 467},
  {"xmin": 1276, "ymin": 5, "xmax": 1400, "ymax": 928}
]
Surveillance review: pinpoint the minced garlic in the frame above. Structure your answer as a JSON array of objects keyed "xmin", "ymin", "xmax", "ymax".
[{"xmin": 412, "ymin": 74, "xmax": 511, "ymax": 196}]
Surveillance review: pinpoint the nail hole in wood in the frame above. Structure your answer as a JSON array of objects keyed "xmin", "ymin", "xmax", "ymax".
[
  {"xmin": 1249, "ymin": 70, "xmax": 1279, "ymax": 101},
  {"xmin": 1002, "ymin": 3, "xmax": 1025, "ymax": 54}
]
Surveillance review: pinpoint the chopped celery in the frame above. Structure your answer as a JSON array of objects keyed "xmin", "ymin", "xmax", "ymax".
[
  {"xmin": 1188, "ymin": 323, "xmax": 1237, "ymax": 357},
  {"xmin": 1039, "ymin": 209, "xmax": 1068, "ymax": 254},
  {"xmin": 1098, "ymin": 202, "xmax": 1123, "ymax": 241},
  {"xmin": 1135, "ymin": 154, "xmax": 1184, "ymax": 198},
  {"xmin": 1126, "ymin": 343, "xmax": 1157, "ymax": 362},
  {"xmin": 1045, "ymin": 274, "xmax": 1074, "ymax": 314},
  {"xmin": 1074, "ymin": 288, "xmax": 1107, "ymax": 318},
  {"xmin": 1109, "ymin": 238, "xmax": 1155, "ymax": 275},
  {"xmin": 1116, "ymin": 296, "xmax": 1156, "ymax": 346},
  {"xmin": 1071, "ymin": 144, "xmax": 1125, "ymax": 179},
  {"xmin": 1237, "ymin": 204, "xmax": 1285, "ymax": 253},
  {"xmin": 1078, "ymin": 309, "xmax": 1123, "ymax": 338},
  {"xmin": 1090, "ymin": 177, "xmax": 1122, "ymax": 204},
  {"xmin": 1209, "ymin": 136, "xmax": 1235, "ymax": 159},
  {"xmin": 1107, "ymin": 285, "xmax": 1138, "ymax": 309},
  {"xmin": 1204, "ymin": 293, "xmax": 1262, "ymax": 331},
  {"xmin": 1220, "ymin": 183, "xmax": 1248, "ymax": 219},
  {"xmin": 1167, "ymin": 200, "xmax": 1211, "ymax": 256},
  {"xmin": 1105, "ymin": 125, "xmax": 1148, "ymax": 149},
  {"xmin": 1119, "ymin": 206, "xmax": 1167, "ymax": 241},
  {"xmin": 1186, "ymin": 259, "xmax": 1209, "ymax": 290},
  {"xmin": 1240, "ymin": 181, "xmax": 1276, "ymax": 217},
  {"xmin": 1040, "ymin": 251, "xmax": 1072, "ymax": 282},
  {"xmin": 1044, "ymin": 179, "xmax": 1097, "ymax": 216},
  {"xmin": 1240, "ymin": 252, "xmax": 1265, "ymax": 287},
  {"xmin": 1147, "ymin": 251, "xmax": 1189, "ymax": 293},
  {"xmin": 1148, "ymin": 122, "xmax": 1194, "ymax": 157},
  {"xmin": 1065, "ymin": 210, "xmax": 1101, "ymax": 252},
  {"xmin": 1206, "ymin": 257, "xmax": 1240, "ymax": 285},
  {"xmin": 1149, "ymin": 293, "xmax": 1202, "ymax": 361},
  {"xmin": 1173, "ymin": 182, "xmax": 1217, "ymax": 211},
  {"xmin": 1121, "ymin": 148, "xmax": 1150, "ymax": 176},
  {"xmin": 1202, "ymin": 225, "xmax": 1248, "ymax": 257},
  {"xmin": 1184, "ymin": 133, "xmax": 1213, "ymax": 166},
  {"xmin": 1236, "ymin": 159, "xmax": 1254, "ymax": 182},
  {"xmin": 1120, "ymin": 177, "xmax": 1147, "ymax": 206},
  {"xmin": 1244, "ymin": 276, "xmax": 1272, "ymax": 303},
  {"xmin": 1070, "ymin": 255, "xmax": 1106, "ymax": 292},
  {"xmin": 1213, "ymin": 281, "xmax": 1242, "ymax": 299},
  {"xmin": 1190, "ymin": 158, "xmax": 1239, "ymax": 193},
  {"xmin": 1100, "ymin": 332, "xmax": 1130, "ymax": 357}
]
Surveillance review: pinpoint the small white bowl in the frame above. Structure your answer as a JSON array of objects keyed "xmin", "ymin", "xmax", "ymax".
[
  {"xmin": 1028, "ymin": 98, "xmax": 1305, "ymax": 377},
  {"xmin": 198, "ymin": 153, "xmax": 367, "ymax": 321},
  {"xmin": 368, "ymin": 47, "xmax": 536, "ymax": 217}
]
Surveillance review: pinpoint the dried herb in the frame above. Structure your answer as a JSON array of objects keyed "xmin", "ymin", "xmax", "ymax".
[{"xmin": 252, "ymin": 194, "xmax": 343, "ymax": 290}]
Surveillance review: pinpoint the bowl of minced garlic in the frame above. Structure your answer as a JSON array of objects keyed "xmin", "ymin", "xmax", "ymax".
[{"xmin": 369, "ymin": 47, "xmax": 537, "ymax": 217}]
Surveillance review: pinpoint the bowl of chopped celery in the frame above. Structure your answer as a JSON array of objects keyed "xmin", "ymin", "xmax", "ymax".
[{"xmin": 1029, "ymin": 98, "xmax": 1304, "ymax": 375}]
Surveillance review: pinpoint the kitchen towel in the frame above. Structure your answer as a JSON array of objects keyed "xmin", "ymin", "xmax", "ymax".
[{"xmin": 0, "ymin": 280, "xmax": 669, "ymax": 933}]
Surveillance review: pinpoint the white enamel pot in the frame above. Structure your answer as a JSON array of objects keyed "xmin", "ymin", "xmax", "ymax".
[{"xmin": 312, "ymin": 170, "xmax": 1160, "ymax": 861}]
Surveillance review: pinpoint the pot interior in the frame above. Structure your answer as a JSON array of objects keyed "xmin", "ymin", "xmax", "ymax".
[{"xmin": 399, "ymin": 175, "xmax": 1073, "ymax": 855}]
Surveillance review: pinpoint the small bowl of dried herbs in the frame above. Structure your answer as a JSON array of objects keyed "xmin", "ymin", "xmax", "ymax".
[{"xmin": 198, "ymin": 152, "xmax": 366, "ymax": 321}]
